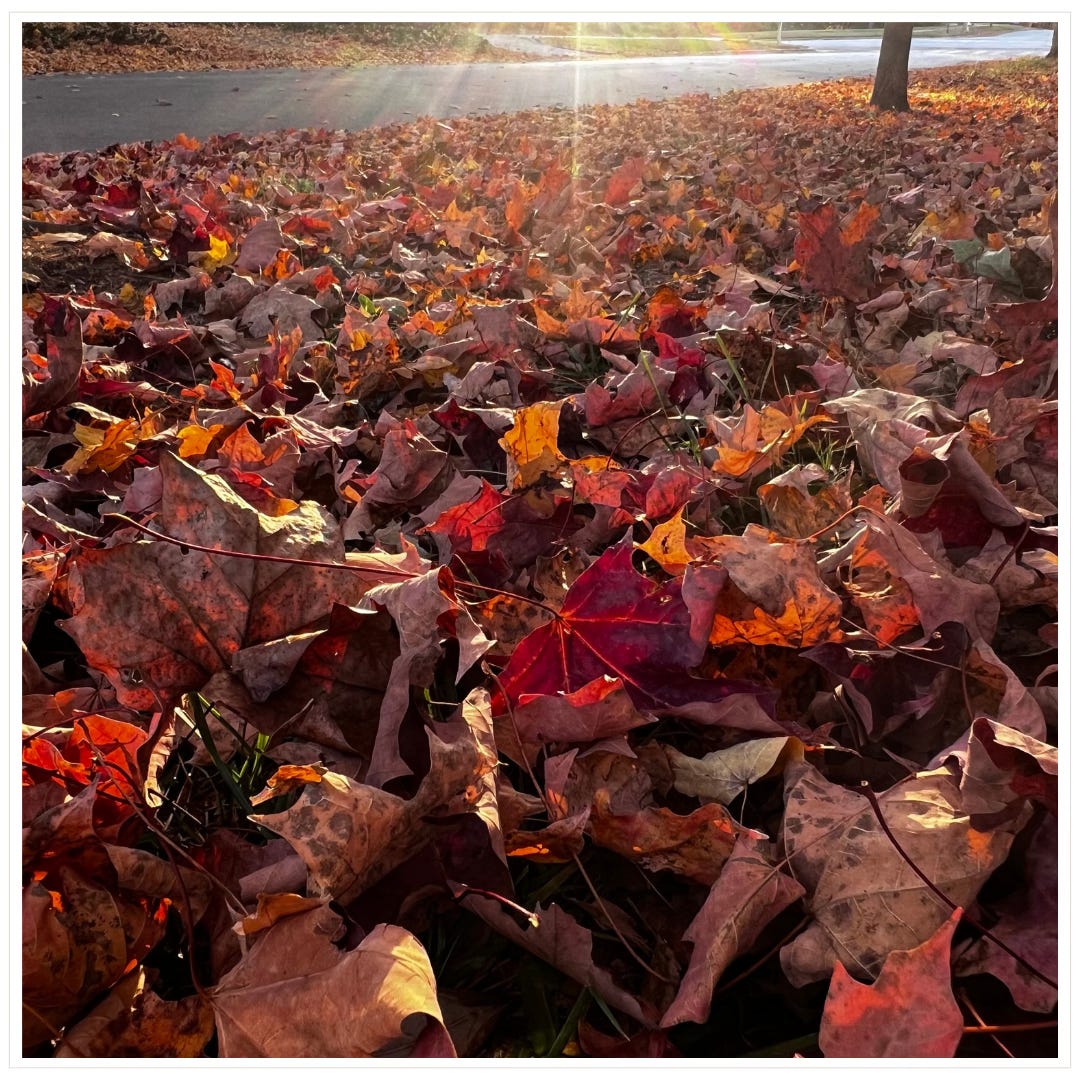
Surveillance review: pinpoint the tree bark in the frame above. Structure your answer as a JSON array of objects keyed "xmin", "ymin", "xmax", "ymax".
[
  {"xmin": 1047, "ymin": 25, "xmax": 1057, "ymax": 59},
  {"xmin": 870, "ymin": 23, "xmax": 914, "ymax": 111}
]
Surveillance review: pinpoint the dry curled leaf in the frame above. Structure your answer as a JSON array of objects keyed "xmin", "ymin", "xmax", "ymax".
[{"xmin": 212, "ymin": 906, "xmax": 454, "ymax": 1057}]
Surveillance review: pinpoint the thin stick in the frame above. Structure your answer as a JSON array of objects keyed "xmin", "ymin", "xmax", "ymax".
[
  {"xmin": 958, "ymin": 987, "xmax": 1013, "ymax": 1057},
  {"xmin": 962, "ymin": 1021, "xmax": 1057, "ymax": 1035}
]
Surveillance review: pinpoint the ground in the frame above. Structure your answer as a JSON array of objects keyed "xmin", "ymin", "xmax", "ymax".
[{"xmin": 20, "ymin": 38, "xmax": 1058, "ymax": 1061}]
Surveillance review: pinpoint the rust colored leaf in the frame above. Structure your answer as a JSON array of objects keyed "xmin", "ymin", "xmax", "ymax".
[
  {"xmin": 513, "ymin": 675, "xmax": 654, "ymax": 751},
  {"xmin": 819, "ymin": 909, "xmax": 963, "ymax": 1058},
  {"xmin": 589, "ymin": 790, "xmax": 740, "ymax": 884},
  {"xmin": 795, "ymin": 200, "xmax": 879, "ymax": 301},
  {"xmin": 758, "ymin": 463, "xmax": 853, "ymax": 539},
  {"xmin": 706, "ymin": 400, "xmax": 834, "ymax": 481},
  {"xmin": 682, "ymin": 526, "xmax": 843, "ymax": 650},
  {"xmin": 23, "ymin": 297, "xmax": 83, "ymax": 418}
]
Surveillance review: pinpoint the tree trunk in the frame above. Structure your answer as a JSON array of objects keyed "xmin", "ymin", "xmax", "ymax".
[
  {"xmin": 1047, "ymin": 25, "xmax": 1057, "ymax": 59},
  {"xmin": 870, "ymin": 23, "xmax": 914, "ymax": 111}
]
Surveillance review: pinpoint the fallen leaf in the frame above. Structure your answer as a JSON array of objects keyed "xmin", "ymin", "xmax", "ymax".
[
  {"xmin": 818, "ymin": 908, "xmax": 963, "ymax": 1057},
  {"xmin": 63, "ymin": 452, "xmax": 426, "ymax": 709},
  {"xmin": 661, "ymin": 833, "xmax": 805, "ymax": 1026},
  {"xmin": 667, "ymin": 737, "xmax": 803, "ymax": 806},
  {"xmin": 212, "ymin": 906, "xmax": 454, "ymax": 1057},
  {"xmin": 779, "ymin": 760, "xmax": 1026, "ymax": 987}
]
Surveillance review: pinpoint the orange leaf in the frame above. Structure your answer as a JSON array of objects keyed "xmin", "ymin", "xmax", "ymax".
[{"xmin": 819, "ymin": 910, "xmax": 963, "ymax": 1057}]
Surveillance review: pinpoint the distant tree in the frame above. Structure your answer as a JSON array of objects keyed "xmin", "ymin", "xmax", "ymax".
[
  {"xmin": 1047, "ymin": 25, "xmax": 1057, "ymax": 58},
  {"xmin": 870, "ymin": 23, "xmax": 914, "ymax": 111}
]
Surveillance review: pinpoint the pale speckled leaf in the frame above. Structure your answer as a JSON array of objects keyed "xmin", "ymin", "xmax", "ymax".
[
  {"xmin": 249, "ymin": 725, "xmax": 494, "ymax": 904},
  {"xmin": 779, "ymin": 760, "xmax": 1027, "ymax": 987}
]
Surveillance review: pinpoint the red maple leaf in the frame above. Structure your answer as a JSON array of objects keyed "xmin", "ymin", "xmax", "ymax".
[{"xmin": 490, "ymin": 540, "xmax": 766, "ymax": 717}]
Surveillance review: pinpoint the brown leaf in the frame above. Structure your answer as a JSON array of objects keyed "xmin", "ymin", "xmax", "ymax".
[
  {"xmin": 819, "ymin": 909, "xmax": 963, "ymax": 1057},
  {"xmin": 250, "ymin": 725, "xmax": 494, "ymax": 904},
  {"xmin": 55, "ymin": 969, "xmax": 213, "ymax": 1057},
  {"xmin": 212, "ymin": 906, "xmax": 453, "ymax": 1057},
  {"xmin": 952, "ymin": 814, "xmax": 1056, "ymax": 1013},
  {"xmin": 363, "ymin": 567, "xmax": 492, "ymax": 785},
  {"xmin": 513, "ymin": 676, "xmax": 655, "ymax": 752},
  {"xmin": 758, "ymin": 463, "xmax": 853, "ymax": 539},
  {"xmin": 794, "ymin": 200, "xmax": 880, "ymax": 301},
  {"xmin": 661, "ymin": 834, "xmax": 805, "ymax": 1026},
  {"xmin": 23, "ymin": 298, "xmax": 83, "ymax": 418},
  {"xmin": 63, "ymin": 452, "xmax": 426, "ymax": 709},
  {"xmin": 463, "ymin": 894, "xmax": 652, "ymax": 1025}
]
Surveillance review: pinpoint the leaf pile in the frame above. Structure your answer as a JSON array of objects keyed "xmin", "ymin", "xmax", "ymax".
[
  {"xmin": 22, "ymin": 61, "xmax": 1057, "ymax": 1058},
  {"xmin": 22, "ymin": 22, "xmax": 530, "ymax": 76}
]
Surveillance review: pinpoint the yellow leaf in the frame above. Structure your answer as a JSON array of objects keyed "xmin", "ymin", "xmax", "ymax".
[
  {"xmin": 638, "ymin": 513, "xmax": 692, "ymax": 575},
  {"xmin": 500, "ymin": 400, "xmax": 568, "ymax": 489},
  {"xmin": 196, "ymin": 233, "xmax": 232, "ymax": 271}
]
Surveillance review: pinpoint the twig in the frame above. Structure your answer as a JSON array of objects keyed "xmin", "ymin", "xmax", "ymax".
[{"xmin": 958, "ymin": 986, "xmax": 1013, "ymax": 1056}]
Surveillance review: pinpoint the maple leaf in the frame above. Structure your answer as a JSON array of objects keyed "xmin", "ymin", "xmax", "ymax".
[
  {"xmin": 818, "ymin": 909, "xmax": 963, "ymax": 1057},
  {"xmin": 778, "ymin": 760, "xmax": 1027, "ymax": 987},
  {"xmin": 55, "ymin": 969, "xmax": 214, "ymax": 1058},
  {"xmin": 588, "ymin": 791, "xmax": 741, "ymax": 884},
  {"xmin": 681, "ymin": 526, "xmax": 844, "ymax": 651},
  {"xmin": 23, "ymin": 297, "xmax": 83, "ymax": 418},
  {"xmin": 705, "ymin": 399, "xmax": 834, "ymax": 481},
  {"xmin": 490, "ymin": 540, "xmax": 766, "ymax": 719},
  {"xmin": 499, "ymin": 398, "xmax": 569, "ymax": 489},
  {"xmin": 661, "ymin": 834, "xmax": 805, "ymax": 1026},
  {"xmin": 952, "ymin": 815, "xmax": 1056, "ymax": 1014},
  {"xmin": 666, "ymin": 737, "xmax": 803, "ymax": 806},
  {"xmin": 794, "ymin": 200, "xmax": 880, "ymax": 301},
  {"xmin": 63, "ymin": 453, "xmax": 426, "ymax": 709},
  {"xmin": 463, "ymin": 894, "xmax": 653, "ymax": 1026},
  {"xmin": 249, "ymin": 725, "xmax": 495, "ymax": 904},
  {"xmin": 419, "ymin": 478, "xmax": 576, "ymax": 580}
]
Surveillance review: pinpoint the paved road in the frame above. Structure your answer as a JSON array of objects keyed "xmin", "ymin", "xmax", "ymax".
[{"xmin": 22, "ymin": 29, "xmax": 1052, "ymax": 157}]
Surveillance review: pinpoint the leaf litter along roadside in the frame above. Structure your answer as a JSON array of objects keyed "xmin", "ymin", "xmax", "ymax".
[
  {"xmin": 22, "ymin": 22, "xmax": 536, "ymax": 76},
  {"xmin": 21, "ymin": 60, "xmax": 1057, "ymax": 1058}
]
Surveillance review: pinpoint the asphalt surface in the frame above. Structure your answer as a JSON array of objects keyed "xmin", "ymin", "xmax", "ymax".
[{"xmin": 22, "ymin": 30, "xmax": 1052, "ymax": 157}]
